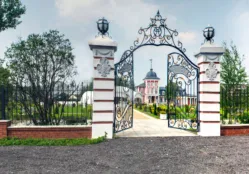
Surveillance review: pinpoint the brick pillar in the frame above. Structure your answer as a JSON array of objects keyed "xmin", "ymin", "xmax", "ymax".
[
  {"xmin": 195, "ymin": 42, "xmax": 224, "ymax": 136},
  {"xmin": 0, "ymin": 120, "xmax": 11, "ymax": 139},
  {"xmin": 89, "ymin": 36, "xmax": 117, "ymax": 139}
]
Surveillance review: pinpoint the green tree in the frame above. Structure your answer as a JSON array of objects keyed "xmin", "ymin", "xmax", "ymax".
[
  {"xmin": 220, "ymin": 41, "xmax": 248, "ymax": 123},
  {"xmin": 166, "ymin": 81, "xmax": 179, "ymax": 103},
  {"xmin": 0, "ymin": 0, "xmax": 26, "ymax": 32},
  {"xmin": 0, "ymin": 66, "xmax": 10, "ymax": 86},
  {"xmin": 221, "ymin": 41, "xmax": 248, "ymax": 85},
  {"xmin": 4, "ymin": 30, "xmax": 77, "ymax": 125}
]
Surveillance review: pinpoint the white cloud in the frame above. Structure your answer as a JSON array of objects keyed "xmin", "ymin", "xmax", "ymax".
[
  {"xmin": 178, "ymin": 32, "xmax": 197, "ymax": 45},
  {"xmin": 54, "ymin": 0, "xmax": 199, "ymax": 85}
]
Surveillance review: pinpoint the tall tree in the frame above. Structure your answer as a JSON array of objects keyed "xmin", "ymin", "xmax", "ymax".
[
  {"xmin": 4, "ymin": 30, "xmax": 77, "ymax": 125},
  {"xmin": 0, "ymin": 0, "xmax": 26, "ymax": 32},
  {"xmin": 221, "ymin": 41, "xmax": 248, "ymax": 85},
  {"xmin": 0, "ymin": 66, "xmax": 10, "ymax": 86},
  {"xmin": 220, "ymin": 41, "xmax": 248, "ymax": 123}
]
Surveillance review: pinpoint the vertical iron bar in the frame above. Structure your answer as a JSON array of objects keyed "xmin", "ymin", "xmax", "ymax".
[
  {"xmin": 1, "ymin": 86, "xmax": 5, "ymax": 120},
  {"xmin": 113, "ymin": 66, "xmax": 117, "ymax": 133}
]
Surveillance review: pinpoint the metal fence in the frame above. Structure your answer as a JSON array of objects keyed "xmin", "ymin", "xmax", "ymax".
[
  {"xmin": 0, "ymin": 81, "xmax": 93, "ymax": 126},
  {"xmin": 220, "ymin": 84, "xmax": 249, "ymax": 124}
]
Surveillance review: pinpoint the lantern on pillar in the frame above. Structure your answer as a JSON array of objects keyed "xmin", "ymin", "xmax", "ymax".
[
  {"xmin": 97, "ymin": 17, "xmax": 109, "ymax": 36},
  {"xmin": 203, "ymin": 25, "xmax": 215, "ymax": 43}
]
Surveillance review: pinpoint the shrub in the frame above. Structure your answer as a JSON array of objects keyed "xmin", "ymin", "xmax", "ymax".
[
  {"xmin": 150, "ymin": 106, "xmax": 154, "ymax": 114},
  {"xmin": 143, "ymin": 105, "xmax": 147, "ymax": 112},
  {"xmin": 160, "ymin": 111, "xmax": 166, "ymax": 114},
  {"xmin": 153, "ymin": 104, "xmax": 157, "ymax": 115},
  {"xmin": 139, "ymin": 103, "xmax": 142, "ymax": 110}
]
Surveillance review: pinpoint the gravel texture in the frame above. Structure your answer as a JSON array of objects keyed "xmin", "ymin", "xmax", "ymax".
[{"xmin": 1, "ymin": 136, "xmax": 249, "ymax": 174}]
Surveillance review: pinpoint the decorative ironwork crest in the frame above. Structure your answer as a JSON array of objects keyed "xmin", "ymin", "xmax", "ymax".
[
  {"xmin": 122, "ymin": 11, "xmax": 186, "ymax": 57},
  {"xmin": 206, "ymin": 62, "xmax": 218, "ymax": 81},
  {"xmin": 96, "ymin": 57, "xmax": 111, "ymax": 77}
]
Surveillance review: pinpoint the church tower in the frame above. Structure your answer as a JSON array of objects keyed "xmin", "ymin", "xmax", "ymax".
[{"xmin": 143, "ymin": 59, "xmax": 160, "ymax": 104}]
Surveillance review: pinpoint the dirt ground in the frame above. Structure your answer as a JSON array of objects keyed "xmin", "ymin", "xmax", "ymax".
[{"xmin": 1, "ymin": 136, "xmax": 249, "ymax": 174}]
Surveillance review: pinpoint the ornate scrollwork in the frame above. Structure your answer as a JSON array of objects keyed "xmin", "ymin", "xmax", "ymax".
[
  {"xmin": 168, "ymin": 53, "xmax": 198, "ymax": 89},
  {"xmin": 114, "ymin": 53, "xmax": 134, "ymax": 133},
  {"xmin": 128, "ymin": 11, "xmax": 186, "ymax": 53}
]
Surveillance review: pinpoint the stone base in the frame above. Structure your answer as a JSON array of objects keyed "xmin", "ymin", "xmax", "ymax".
[
  {"xmin": 92, "ymin": 123, "xmax": 113, "ymax": 139},
  {"xmin": 198, "ymin": 122, "xmax": 220, "ymax": 136}
]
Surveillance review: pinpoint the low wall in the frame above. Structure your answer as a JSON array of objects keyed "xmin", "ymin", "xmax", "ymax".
[
  {"xmin": 221, "ymin": 124, "xmax": 249, "ymax": 136},
  {"xmin": 0, "ymin": 120, "xmax": 92, "ymax": 139}
]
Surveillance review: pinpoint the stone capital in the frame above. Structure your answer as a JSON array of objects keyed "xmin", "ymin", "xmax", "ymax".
[
  {"xmin": 89, "ymin": 36, "xmax": 118, "ymax": 52},
  {"xmin": 194, "ymin": 42, "xmax": 224, "ymax": 61}
]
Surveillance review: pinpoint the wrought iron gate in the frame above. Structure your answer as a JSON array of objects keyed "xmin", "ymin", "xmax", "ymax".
[
  {"xmin": 114, "ymin": 51, "xmax": 134, "ymax": 133},
  {"xmin": 113, "ymin": 11, "xmax": 199, "ymax": 133},
  {"xmin": 167, "ymin": 53, "xmax": 199, "ymax": 131}
]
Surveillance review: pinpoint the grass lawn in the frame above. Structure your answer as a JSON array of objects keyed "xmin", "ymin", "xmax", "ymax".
[
  {"xmin": 0, "ymin": 136, "xmax": 106, "ymax": 146},
  {"xmin": 134, "ymin": 108, "xmax": 160, "ymax": 119},
  {"xmin": 6, "ymin": 105, "xmax": 93, "ymax": 121}
]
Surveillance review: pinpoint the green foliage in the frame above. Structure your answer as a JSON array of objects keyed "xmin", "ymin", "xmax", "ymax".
[
  {"xmin": 0, "ymin": 136, "xmax": 106, "ymax": 146},
  {"xmin": 221, "ymin": 41, "xmax": 248, "ymax": 85},
  {"xmin": 166, "ymin": 82, "xmax": 179, "ymax": 102},
  {"xmin": 139, "ymin": 103, "xmax": 142, "ymax": 110},
  {"xmin": 4, "ymin": 30, "xmax": 78, "ymax": 125},
  {"xmin": 0, "ymin": 0, "xmax": 26, "ymax": 32},
  {"xmin": 0, "ymin": 67, "xmax": 10, "ymax": 86},
  {"xmin": 160, "ymin": 110, "xmax": 166, "ymax": 114}
]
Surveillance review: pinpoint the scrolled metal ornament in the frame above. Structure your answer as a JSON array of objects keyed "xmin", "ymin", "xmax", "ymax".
[{"xmin": 121, "ymin": 10, "xmax": 187, "ymax": 61}]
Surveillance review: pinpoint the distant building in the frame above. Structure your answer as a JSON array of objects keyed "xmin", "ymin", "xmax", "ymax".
[
  {"xmin": 135, "ymin": 59, "xmax": 197, "ymax": 105},
  {"xmin": 135, "ymin": 59, "xmax": 160, "ymax": 104}
]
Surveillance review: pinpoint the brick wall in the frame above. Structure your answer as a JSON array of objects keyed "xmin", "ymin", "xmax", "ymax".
[
  {"xmin": 221, "ymin": 125, "xmax": 249, "ymax": 136},
  {"xmin": 0, "ymin": 121, "xmax": 11, "ymax": 138},
  {"xmin": 0, "ymin": 120, "xmax": 92, "ymax": 139},
  {"xmin": 8, "ymin": 127, "xmax": 92, "ymax": 139}
]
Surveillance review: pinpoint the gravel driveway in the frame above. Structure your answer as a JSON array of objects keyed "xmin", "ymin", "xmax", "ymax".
[{"xmin": 1, "ymin": 136, "xmax": 249, "ymax": 174}]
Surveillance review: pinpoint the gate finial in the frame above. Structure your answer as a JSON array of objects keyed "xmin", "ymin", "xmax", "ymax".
[{"xmin": 157, "ymin": 10, "xmax": 160, "ymax": 15}]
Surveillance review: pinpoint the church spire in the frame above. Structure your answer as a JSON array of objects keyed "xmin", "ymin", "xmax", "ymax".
[{"xmin": 150, "ymin": 59, "xmax": 153, "ymax": 70}]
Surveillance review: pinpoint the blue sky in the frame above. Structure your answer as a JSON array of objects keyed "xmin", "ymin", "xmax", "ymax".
[{"xmin": 0, "ymin": 0, "xmax": 249, "ymax": 86}]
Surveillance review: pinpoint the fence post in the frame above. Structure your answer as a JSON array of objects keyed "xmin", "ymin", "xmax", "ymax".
[
  {"xmin": 195, "ymin": 28, "xmax": 224, "ymax": 136},
  {"xmin": 88, "ymin": 19, "xmax": 117, "ymax": 139},
  {"xmin": 1, "ymin": 86, "xmax": 6, "ymax": 120}
]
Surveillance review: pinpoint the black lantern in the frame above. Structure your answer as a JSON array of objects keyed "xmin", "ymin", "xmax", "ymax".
[
  {"xmin": 203, "ymin": 26, "xmax": 215, "ymax": 42},
  {"xmin": 97, "ymin": 17, "xmax": 109, "ymax": 36}
]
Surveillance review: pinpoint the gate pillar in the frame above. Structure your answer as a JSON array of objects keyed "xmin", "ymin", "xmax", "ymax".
[
  {"xmin": 195, "ymin": 30, "xmax": 224, "ymax": 136},
  {"xmin": 89, "ymin": 27, "xmax": 117, "ymax": 139}
]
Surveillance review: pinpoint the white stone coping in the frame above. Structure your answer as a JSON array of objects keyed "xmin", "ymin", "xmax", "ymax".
[
  {"xmin": 0, "ymin": 120, "xmax": 11, "ymax": 122},
  {"xmin": 221, "ymin": 124, "xmax": 249, "ymax": 127},
  {"xmin": 194, "ymin": 42, "xmax": 224, "ymax": 57},
  {"xmin": 89, "ymin": 36, "xmax": 117, "ymax": 50},
  {"xmin": 9, "ymin": 125, "xmax": 92, "ymax": 128}
]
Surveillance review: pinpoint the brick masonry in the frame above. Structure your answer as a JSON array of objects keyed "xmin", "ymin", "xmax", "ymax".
[
  {"xmin": 0, "ymin": 121, "xmax": 11, "ymax": 138},
  {"xmin": 221, "ymin": 125, "xmax": 249, "ymax": 136},
  {"xmin": 0, "ymin": 120, "xmax": 92, "ymax": 139}
]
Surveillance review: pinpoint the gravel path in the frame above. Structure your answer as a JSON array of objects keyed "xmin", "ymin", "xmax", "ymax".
[{"xmin": 1, "ymin": 136, "xmax": 249, "ymax": 174}]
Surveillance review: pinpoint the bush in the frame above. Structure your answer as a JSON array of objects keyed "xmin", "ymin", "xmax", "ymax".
[
  {"xmin": 150, "ymin": 106, "xmax": 154, "ymax": 114},
  {"xmin": 139, "ymin": 104, "xmax": 142, "ymax": 110},
  {"xmin": 143, "ymin": 105, "xmax": 147, "ymax": 112},
  {"xmin": 153, "ymin": 104, "xmax": 157, "ymax": 115},
  {"xmin": 160, "ymin": 111, "xmax": 166, "ymax": 114}
]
